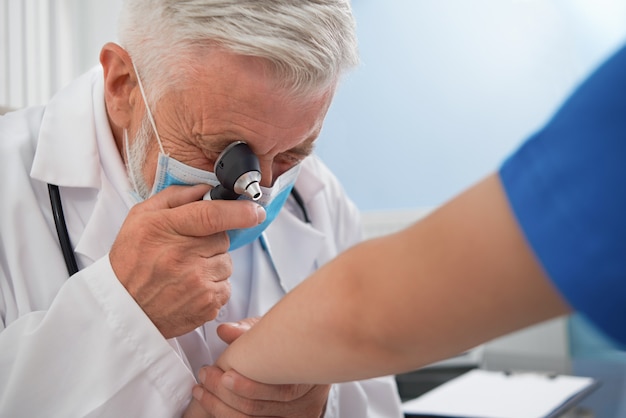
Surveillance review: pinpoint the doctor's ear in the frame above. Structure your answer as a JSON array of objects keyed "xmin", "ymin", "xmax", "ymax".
[{"xmin": 100, "ymin": 42, "xmax": 139, "ymax": 129}]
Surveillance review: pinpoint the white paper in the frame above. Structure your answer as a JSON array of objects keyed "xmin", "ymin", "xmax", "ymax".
[{"xmin": 402, "ymin": 369, "xmax": 596, "ymax": 418}]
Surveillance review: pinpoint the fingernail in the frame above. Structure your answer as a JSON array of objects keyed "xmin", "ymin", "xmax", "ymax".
[
  {"xmin": 198, "ymin": 368, "xmax": 206, "ymax": 384},
  {"xmin": 192, "ymin": 386, "xmax": 204, "ymax": 401},
  {"xmin": 227, "ymin": 321, "xmax": 250, "ymax": 330},
  {"xmin": 222, "ymin": 373, "xmax": 235, "ymax": 390},
  {"xmin": 256, "ymin": 205, "xmax": 266, "ymax": 224}
]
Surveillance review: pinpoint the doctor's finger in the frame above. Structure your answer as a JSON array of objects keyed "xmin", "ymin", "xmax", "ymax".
[
  {"xmin": 196, "ymin": 367, "xmax": 285, "ymax": 416},
  {"xmin": 220, "ymin": 369, "xmax": 316, "ymax": 403},
  {"xmin": 190, "ymin": 385, "xmax": 250, "ymax": 418},
  {"xmin": 197, "ymin": 368, "xmax": 329, "ymax": 416},
  {"xmin": 216, "ymin": 317, "xmax": 260, "ymax": 344},
  {"xmin": 140, "ymin": 184, "xmax": 212, "ymax": 211},
  {"xmin": 168, "ymin": 199, "xmax": 266, "ymax": 237}
]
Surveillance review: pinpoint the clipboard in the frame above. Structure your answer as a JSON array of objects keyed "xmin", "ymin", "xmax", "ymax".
[{"xmin": 402, "ymin": 368, "xmax": 599, "ymax": 418}]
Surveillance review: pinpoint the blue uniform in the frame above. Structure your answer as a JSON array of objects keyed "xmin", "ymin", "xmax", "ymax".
[{"xmin": 500, "ymin": 44, "xmax": 626, "ymax": 346}]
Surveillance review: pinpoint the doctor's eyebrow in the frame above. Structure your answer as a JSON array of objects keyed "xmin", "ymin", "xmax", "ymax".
[
  {"xmin": 287, "ymin": 140, "xmax": 316, "ymax": 158},
  {"xmin": 208, "ymin": 136, "xmax": 316, "ymax": 159}
]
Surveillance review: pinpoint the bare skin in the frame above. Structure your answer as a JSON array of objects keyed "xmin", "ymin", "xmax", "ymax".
[
  {"xmin": 184, "ymin": 318, "xmax": 329, "ymax": 418},
  {"xmin": 187, "ymin": 173, "xmax": 572, "ymax": 389},
  {"xmin": 100, "ymin": 42, "xmax": 333, "ymax": 416},
  {"xmin": 109, "ymin": 184, "xmax": 265, "ymax": 338}
]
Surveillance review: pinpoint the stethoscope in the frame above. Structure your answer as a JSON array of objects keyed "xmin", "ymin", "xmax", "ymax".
[{"xmin": 48, "ymin": 183, "xmax": 80, "ymax": 276}]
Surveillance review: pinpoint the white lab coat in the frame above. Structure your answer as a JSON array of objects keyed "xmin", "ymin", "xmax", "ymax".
[{"xmin": 0, "ymin": 67, "xmax": 403, "ymax": 418}]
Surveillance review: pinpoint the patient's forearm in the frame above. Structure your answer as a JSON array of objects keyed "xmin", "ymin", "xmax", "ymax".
[{"xmin": 216, "ymin": 173, "xmax": 571, "ymax": 384}]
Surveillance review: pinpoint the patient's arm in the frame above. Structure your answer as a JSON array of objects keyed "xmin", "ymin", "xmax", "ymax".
[{"xmin": 216, "ymin": 173, "xmax": 571, "ymax": 384}]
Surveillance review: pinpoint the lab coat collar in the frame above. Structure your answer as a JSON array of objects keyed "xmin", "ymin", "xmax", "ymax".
[
  {"xmin": 74, "ymin": 175, "xmax": 131, "ymax": 265},
  {"xmin": 30, "ymin": 66, "xmax": 135, "ymax": 265},
  {"xmin": 30, "ymin": 67, "xmax": 106, "ymax": 188}
]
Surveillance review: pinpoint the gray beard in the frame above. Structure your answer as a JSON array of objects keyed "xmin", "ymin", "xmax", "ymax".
[{"xmin": 125, "ymin": 115, "xmax": 153, "ymax": 200}]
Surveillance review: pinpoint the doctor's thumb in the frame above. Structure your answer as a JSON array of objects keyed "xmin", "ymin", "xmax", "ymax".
[{"xmin": 217, "ymin": 317, "xmax": 260, "ymax": 344}]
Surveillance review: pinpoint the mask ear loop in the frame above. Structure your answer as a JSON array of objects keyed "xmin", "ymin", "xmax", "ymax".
[{"xmin": 131, "ymin": 62, "xmax": 166, "ymax": 156}]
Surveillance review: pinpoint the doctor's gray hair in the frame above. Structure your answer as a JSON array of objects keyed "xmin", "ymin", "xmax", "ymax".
[{"xmin": 117, "ymin": 0, "xmax": 359, "ymax": 105}]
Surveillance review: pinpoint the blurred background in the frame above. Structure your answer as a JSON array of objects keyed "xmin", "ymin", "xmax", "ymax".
[
  {"xmin": 3, "ymin": 0, "xmax": 626, "ymax": 210},
  {"xmin": 2, "ymin": 1, "xmax": 626, "ymax": 415}
]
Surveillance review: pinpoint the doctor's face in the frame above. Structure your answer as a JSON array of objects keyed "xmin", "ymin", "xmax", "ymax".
[{"xmin": 126, "ymin": 49, "xmax": 335, "ymax": 198}]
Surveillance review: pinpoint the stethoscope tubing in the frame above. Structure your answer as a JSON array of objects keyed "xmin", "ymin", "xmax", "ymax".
[{"xmin": 48, "ymin": 184, "xmax": 79, "ymax": 276}]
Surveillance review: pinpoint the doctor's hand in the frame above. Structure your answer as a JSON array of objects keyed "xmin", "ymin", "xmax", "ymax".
[
  {"xmin": 184, "ymin": 318, "xmax": 331, "ymax": 418},
  {"xmin": 109, "ymin": 185, "xmax": 265, "ymax": 339}
]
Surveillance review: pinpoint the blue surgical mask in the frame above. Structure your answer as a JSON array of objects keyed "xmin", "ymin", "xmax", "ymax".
[
  {"xmin": 130, "ymin": 62, "xmax": 301, "ymax": 251},
  {"xmin": 149, "ymin": 152, "xmax": 301, "ymax": 251},
  {"xmin": 150, "ymin": 152, "xmax": 220, "ymax": 195},
  {"xmin": 222, "ymin": 163, "xmax": 300, "ymax": 251}
]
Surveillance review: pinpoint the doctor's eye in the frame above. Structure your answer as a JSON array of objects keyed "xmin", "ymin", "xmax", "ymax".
[{"xmin": 201, "ymin": 150, "xmax": 222, "ymax": 170}]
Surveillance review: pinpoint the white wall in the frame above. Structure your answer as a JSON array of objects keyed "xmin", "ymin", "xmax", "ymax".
[
  {"xmin": 3, "ymin": 0, "xmax": 625, "ymax": 210},
  {"xmin": 0, "ymin": 0, "xmax": 121, "ymax": 108},
  {"xmin": 316, "ymin": 0, "xmax": 626, "ymax": 211}
]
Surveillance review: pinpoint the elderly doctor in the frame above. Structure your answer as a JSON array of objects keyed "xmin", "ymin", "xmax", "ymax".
[{"xmin": 0, "ymin": 1, "xmax": 403, "ymax": 417}]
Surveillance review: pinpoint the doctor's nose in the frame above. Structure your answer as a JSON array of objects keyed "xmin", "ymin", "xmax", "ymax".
[{"xmin": 259, "ymin": 160, "xmax": 274, "ymax": 188}]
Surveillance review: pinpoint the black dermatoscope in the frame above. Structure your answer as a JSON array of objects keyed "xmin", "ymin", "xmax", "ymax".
[{"xmin": 208, "ymin": 141, "xmax": 263, "ymax": 201}]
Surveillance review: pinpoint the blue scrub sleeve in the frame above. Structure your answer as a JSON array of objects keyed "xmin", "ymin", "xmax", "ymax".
[{"xmin": 499, "ymin": 44, "xmax": 626, "ymax": 346}]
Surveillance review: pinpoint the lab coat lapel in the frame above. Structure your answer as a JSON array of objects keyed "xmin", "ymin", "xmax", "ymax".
[
  {"xmin": 30, "ymin": 66, "xmax": 133, "ymax": 265},
  {"xmin": 74, "ymin": 177, "xmax": 129, "ymax": 264},
  {"xmin": 74, "ymin": 70, "xmax": 134, "ymax": 265},
  {"xmin": 254, "ymin": 158, "xmax": 339, "ymax": 299},
  {"xmin": 246, "ymin": 210, "xmax": 325, "ymax": 317},
  {"xmin": 30, "ymin": 68, "xmax": 104, "ymax": 188},
  {"xmin": 264, "ymin": 209, "xmax": 326, "ymax": 293}
]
